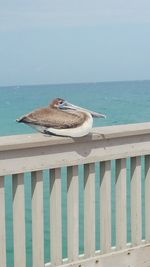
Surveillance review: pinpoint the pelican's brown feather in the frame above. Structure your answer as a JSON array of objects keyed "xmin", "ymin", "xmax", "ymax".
[{"xmin": 19, "ymin": 107, "xmax": 87, "ymax": 129}]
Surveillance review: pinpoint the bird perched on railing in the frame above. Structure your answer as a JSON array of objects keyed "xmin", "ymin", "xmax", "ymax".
[{"xmin": 16, "ymin": 98, "xmax": 106, "ymax": 137}]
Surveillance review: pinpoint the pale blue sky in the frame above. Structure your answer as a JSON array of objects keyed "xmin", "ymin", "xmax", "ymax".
[{"xmin": 0, "ymin": 0, "xmax": 150, "ymax": 86}]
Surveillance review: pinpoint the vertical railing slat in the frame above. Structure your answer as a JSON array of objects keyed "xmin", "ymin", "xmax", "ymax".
[
  {"xmin": 67, "ymin": 166, "xmax": 79, "ymax": 261},
  {"xmin": 12, "ymin": 173, "xmax": 26, "ymax": 267},
  {"xmin": 84, "ymin": 163, "xmax": 95, "ymax": 257},
  {"xmin": 115, "ymin": 159, "xmax": 127, "ymax": 249},
  {"xmin": 145, "ymin": 155, "xmax": 150, "ymax": 242},
  {"xmin": 130, "ymin": 156, "xmax": 142, "ymax": 245},
  {"xmin": 50, "ymin": 168, "xmax": 62, "ymax": 266},
  {"xmin": 0, "ymin": 176, "xmax": 6, "ymax": 267},
  {"xmin": 100, "ymin": 161, "xmax": 111, "ymax": 253},
  {"xmin": 31, "ymin": 171, "xmax": 44, "ymax": 267}
]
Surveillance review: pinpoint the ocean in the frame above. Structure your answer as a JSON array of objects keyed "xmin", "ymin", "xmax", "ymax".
[
  {"xmin": 1, "ymin": 80, "xmax": 150, "ymax": 137},
  {"xmin": 0, "ymin": 80, "xmax": 150, "ymax": 266}
]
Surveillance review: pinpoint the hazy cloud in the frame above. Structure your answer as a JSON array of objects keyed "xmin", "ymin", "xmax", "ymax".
[{"xmin": 0, "ymin": 0, "xmax": 150, "ymax": 31}]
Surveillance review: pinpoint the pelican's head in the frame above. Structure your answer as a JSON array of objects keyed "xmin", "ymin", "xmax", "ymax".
[
  {"xmin": 51, "ymin": 98, "xmax": 106, "ymax": 118},
  {"xmin": 50, "ymin": 98, "xmax": 65, "ymax": 108}
]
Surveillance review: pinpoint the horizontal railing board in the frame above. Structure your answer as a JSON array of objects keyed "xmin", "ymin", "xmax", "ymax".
[
  {"xmin": 1, "ymin": 122, "xmax": 150, "ymax": 152},
  {"xmin": 1, "ymin": 132, "xmax": 150, "ymax": 176}
]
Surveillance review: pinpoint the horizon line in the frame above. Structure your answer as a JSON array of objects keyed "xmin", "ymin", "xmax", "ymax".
[{"xmin": 0, "ymin": 78, "xmax": 150, "ymax": 89}]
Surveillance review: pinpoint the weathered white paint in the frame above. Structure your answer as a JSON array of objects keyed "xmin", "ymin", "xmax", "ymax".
[
  {"xmin": 145, "ymin": 155, "xmax": 150, "ymax": 242},
  {"xmin": 45, "ymin": 243, "xmax": 150, "ymax": 267},
  {"xmin": 0, "ymin": 123, "xmax": 150, "ymax": 267},
  {"xmin": 1, "ymin": 123, "xmax": 150, "ymax": 176},
  {"xmin": 31, "ymin": 171, "xmax": 44, "ymax": 267},
  {"xmin": 1, "ymin": 135, "xmax": 150, "ymax": 176},
  {"xmin": 12, "ymin": 173, "xmax": 26, "ymax": 267},
  {"xmin": 1, "ymin": 122, "xmax": 150, "ymax": 152},
  {"xmin": 115, "ymin": 159, "xmax": 127, "ymax": 249},
  {"xmin": 84, "ymin": 163, "xmax": 95, "ymax": 257},
  {"xmin": 67, "ymin": 166, "xmax": 79, "ymax": 261},
  {"xmin": 100, "ymin": 161, "xmax": 111, "ymax": 253},
  {"xmin": 50, "ymin": 168, "xmax": 62, "ymax": 266},
  {"xmin": 0, "ymin": 176, "xmax": 6, "ymax": 267},
  {"xmin": 130, "ymin": 157, "xmax": 142, "ymax": 245}
]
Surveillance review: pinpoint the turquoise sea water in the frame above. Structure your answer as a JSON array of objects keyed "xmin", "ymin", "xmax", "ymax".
[
  {"xmin": 1, "ymin": 80, "xmax": 150, "ymax": 136},
  {"xmin": 0, "ymin": 80, "xmax": 150, "ymax": 266}
]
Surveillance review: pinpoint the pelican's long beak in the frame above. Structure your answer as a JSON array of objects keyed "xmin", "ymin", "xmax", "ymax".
[{"xmin": 59, "ymin": 101, "xmax": 106, "ymax": 118}]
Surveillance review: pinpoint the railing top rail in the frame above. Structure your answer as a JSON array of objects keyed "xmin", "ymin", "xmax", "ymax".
[{"xmin": 0, "ymin": 122, "xmax": 150, "ymax": 152}]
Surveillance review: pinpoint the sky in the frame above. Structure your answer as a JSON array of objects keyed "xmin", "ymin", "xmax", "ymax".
[{"xmin": 0, "ymin": 0, "xmax": 150, "ymax": 86}]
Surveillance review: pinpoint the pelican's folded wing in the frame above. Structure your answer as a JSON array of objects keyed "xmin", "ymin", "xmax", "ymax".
[{"xmin": 16, "ymin": 108, "xmax": 85, "ymax": 129}]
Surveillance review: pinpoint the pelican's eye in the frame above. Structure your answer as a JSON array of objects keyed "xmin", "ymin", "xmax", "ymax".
[
  {"xmin": 58, "ymin": 99, "xmax": 66, "ymax": 108},
  {"xmin": 58, "ymin": 100, "xmax": 64, "ymax": 105}
]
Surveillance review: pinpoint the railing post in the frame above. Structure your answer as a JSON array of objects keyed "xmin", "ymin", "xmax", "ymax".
[
  {"xmin": 12, "ymin": 173, "xmax": 26, "ymax": 267},
  {"xmin": 31, "ymin": 171, "xmax": 44, "ymax": 267},
  {"xmin": 130, "ymin": 157, "xmax": 142, "ymax": 245},
  {"xmin": 0, "ymin": 176, "xmax": 6, "ymax": 267},
  {"xmin": 115, "ymin": 159, "xmax": 127, "ymax": 249},
  {"xmin": 67, "ymin": 166, "xmax": 79, "ymax": 261},
  {"xmin": 84, "ymin": 163, "xmax": 95, "ymax": 257},
  {"xmin": 145, "ymin": 155, "xmax": 150, "ymax": 242},
  {"xmin": 100, "ymin": 161, "xmax": 111, "ymax": 253},
  {"xmin": 50, "ymin": 168, "xmax": 62, "ymax": 266}
]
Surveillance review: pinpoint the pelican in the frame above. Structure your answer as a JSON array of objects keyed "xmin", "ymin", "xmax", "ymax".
[{"xmin": 16, "ymin": 98, "xmax": 106, "ymax": 137}]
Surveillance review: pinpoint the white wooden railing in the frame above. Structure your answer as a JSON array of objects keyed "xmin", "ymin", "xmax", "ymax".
[{"xmin": 1, "ymin": 123, "xmax": 150, "ymax": 267}]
